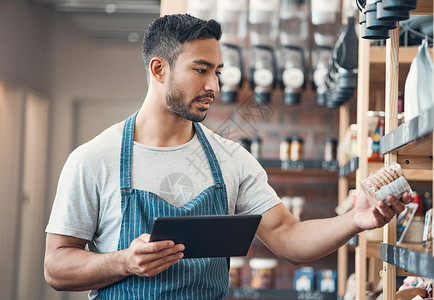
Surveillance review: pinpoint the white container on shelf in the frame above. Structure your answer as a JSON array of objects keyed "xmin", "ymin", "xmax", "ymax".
[
  {"xmin": 229, "ymin": 257, "xmax": 245, "ymax": 287},
  {"xmin": 249, "ymin": 258, "xmax": 278, "ymax": 288}
]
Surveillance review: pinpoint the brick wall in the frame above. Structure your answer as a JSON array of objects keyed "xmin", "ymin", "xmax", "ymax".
[{"xmin": 204, "ymin": 89, "xmax": 341, "ymax": 160}]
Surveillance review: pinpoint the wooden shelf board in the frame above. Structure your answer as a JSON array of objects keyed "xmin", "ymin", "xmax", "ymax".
[
  {"xmin": 352, "ymin": 242, "xmax": 424, "ymax": 260},
  {"xmin": 260, "ymin": 159, "xmax": 339, "ymax": 179},
  {"xmin": 382, "ymin": 106, "xmax": 434, "ymax": 155},
  {"xmin": 344, "ymin": 160, "xmax": 433, "ymax": 184},
  {"xmin": 265, "ymin": 168, "xmax": 338, "ymax": 177},
  {"xmin": 398, "ymin": 155, "xmax": 433, "ymax": 181},
  {"xmin": 370, "ymin": 46, "xmax": 433, "ymax": 65},
  {"xmin": 402, "ymin": 168, "xmax": 433, "ymax": 181},
  {"xmin": 397, "ymin": 133, "xmax": 433, "ymax": 156},
  {"xmin": 380, "ymin": 243, "xmax": 434, "ymax": 280},
  {"xmin": 398, "ymin": 155, "xmax": 433, "ymax": 169},
  {"xmin": 411, "ymin": 0, "xmax": 433, "ymax": 15}
]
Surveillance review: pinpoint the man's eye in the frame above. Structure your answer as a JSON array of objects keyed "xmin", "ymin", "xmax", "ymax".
[
  {"xmin": 196, "ymin": 69, "xmax": 206, "ymax": 74},
  {"xmin": 216, "ymin": 71, "xmax": 222, "ymax": 76}
]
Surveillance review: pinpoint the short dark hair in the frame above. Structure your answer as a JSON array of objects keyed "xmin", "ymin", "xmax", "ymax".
[{"xmin": 142, "ymin": 14, "xmax": 222, "ymax": 83}]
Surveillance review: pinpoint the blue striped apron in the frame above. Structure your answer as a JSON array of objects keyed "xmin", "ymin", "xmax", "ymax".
[{"xmin": 98, "ymin": 112, "xmax": 229, "ymax": 299}]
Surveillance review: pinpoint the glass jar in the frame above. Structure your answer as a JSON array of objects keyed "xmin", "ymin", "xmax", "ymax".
[
  {"xmin": 249, "ymin": 258, "xmax": 277, "ymax": 289},
  {"xmin": 367, "ymin": 111, "xmax": 385, "ymax": 162},
  {"xmin": 229, "ymin": 258, "xmax": 245, "ymax": 287},
  {"xmin": 324, "ymin": 138, "xmax": 338, "ymax": 162},
  {"xmin": 360, "ymin": 163, "xmax": 412, "ymax": 206},
  {"xmin": 279, "ymin": 137, "xmax": 291, "ymax": 160},
  {"xmin": 290, "ymin": 136, "xmax": 303, "ymax": 161}
]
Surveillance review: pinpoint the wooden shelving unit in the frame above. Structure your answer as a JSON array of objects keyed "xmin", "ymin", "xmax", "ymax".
[
  {"xmin": 380, "ymin": 2, "xmax": 434, "ymax": 298},
  {"xmin": 337, "ymin": 2, "xmax": 434, "ymax": 299},
  {"xmin": 348, "ymin": 242, "xmax": 424, "ymax": 261}
]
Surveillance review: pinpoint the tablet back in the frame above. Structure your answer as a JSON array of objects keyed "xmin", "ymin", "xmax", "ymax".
[{"xmin": 149, "ymin": 215, "xmax": 262, "ymax": 258}]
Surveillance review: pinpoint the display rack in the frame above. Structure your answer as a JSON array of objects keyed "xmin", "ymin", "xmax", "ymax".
[
  {"xmin": 228, "ymin": 287, "xmax": 337, "ymax": 300},
  {"xmin": 337, "ymin": 1, "xmax": 434, "ymax": 299},
  {"xmin": 260, "ymin": 159, "xmax": 339, "ymax": 174},
  {"xmin": 380, "ymin": 243, "xmax": 434, "ymax": 280},
  {"xmin": 380, "ymin": 1, "xmax": 433, "ymax": 297}
]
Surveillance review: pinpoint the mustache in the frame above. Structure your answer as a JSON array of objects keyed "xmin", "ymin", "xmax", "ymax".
[{"xmin": 194, "ymin": 92, "xmax": 215, "ymax": 101}]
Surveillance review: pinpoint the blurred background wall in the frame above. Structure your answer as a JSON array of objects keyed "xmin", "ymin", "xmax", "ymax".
[{"xmin": 0, "ymin": 1, "xmax": 340, "ymax": 299}]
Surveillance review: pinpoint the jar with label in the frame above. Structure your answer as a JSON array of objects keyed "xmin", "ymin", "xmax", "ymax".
[
  {"xmin": 367, "ymin": 111, "xmax": 385, "ymax": 162},
  {"xmin": 360, "ymin": 163, "xmax": 412, "ymax": 206},
  {"xmin": 290, "ymin": 136, "xmax": 303, "ymax": 161},
  {"xmin": 279, "ymin": 137, "xmax": 292, "ymax": 161},
  {"xmin": 324, "ymin": 138, "xmax": 338, "ymax": 162},
  {"xmin": 229, "ymin": 257, "xmax": 245, "ymax": 287},
  {"xmin": 249, "ymin": 258, "xmax": 278, "ymax": 289}
]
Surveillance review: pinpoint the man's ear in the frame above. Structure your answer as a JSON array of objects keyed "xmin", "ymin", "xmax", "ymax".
[{"xmin": 149, "ymin": 57, "xmax": 166, "ymax": 83}]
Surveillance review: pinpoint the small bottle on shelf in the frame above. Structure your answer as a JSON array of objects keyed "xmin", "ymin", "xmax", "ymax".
[
  {"xmin": 290, "ymin": 135, "xmax": 303, "ymax": 161},
  {"xmin": 279, "ymin": 137, "xmax": 291, "ymax": 161},
  {"xmin": 367, "ymin": 111, "xmax": 385, "ymax": 162}
]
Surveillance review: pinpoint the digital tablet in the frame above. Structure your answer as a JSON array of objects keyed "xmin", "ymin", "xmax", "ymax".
[{"xmin": 149, "ymin": 215, "xmax": 262, "ymax": 258}]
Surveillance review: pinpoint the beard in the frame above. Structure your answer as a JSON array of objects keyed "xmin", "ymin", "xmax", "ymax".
[{"xmin": 165, "ymin": 79, "xmax": 214, "ymax": 123}]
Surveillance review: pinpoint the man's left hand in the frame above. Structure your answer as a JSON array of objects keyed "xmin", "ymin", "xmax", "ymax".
[{"xmin": 353, "ymin": 191, "xmax": 411, "ymax": 230}]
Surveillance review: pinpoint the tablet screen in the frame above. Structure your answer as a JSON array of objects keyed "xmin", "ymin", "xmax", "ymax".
[{"xmin": 149, "ymin": 215, "xmax": 262, "ymax": 258}]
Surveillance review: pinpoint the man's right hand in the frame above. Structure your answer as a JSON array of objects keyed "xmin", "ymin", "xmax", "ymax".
[
  {"xmin": 122, "ymin": 233, "xmax": 184, "ymax": 277},
  {"xmin": 44, "ymin": 232, "xmax": 184, "ymax": 291}
]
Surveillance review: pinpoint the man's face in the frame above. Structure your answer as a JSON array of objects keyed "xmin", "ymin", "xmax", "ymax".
[{"xmin": 165, "ymin": 38, "xmax": 223, "ymax": 122}]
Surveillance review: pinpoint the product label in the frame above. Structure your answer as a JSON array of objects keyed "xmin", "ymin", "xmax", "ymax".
[
  {"xmin": 220, "ymin": 66, "xmax": 242, "ymax": 86},
  {"xmin": 371, "ymin": 127, "xmax": 383, "ymax": 153},
  {"xmin": 282, "ymin": 68, "xmax": 304, "ymax": 88},
  {"xmin": 313, "ymin": 67, "xmax": 328, "ymax": 87},
  {"xmin": 254, "ymin": 69, "xmax": 274, "ymax": 87},
  {"xmin": 374, "ymin": 176, "xmax": 411, "ymax": 201}
]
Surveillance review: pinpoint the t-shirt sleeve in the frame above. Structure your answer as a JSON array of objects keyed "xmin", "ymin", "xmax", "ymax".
[
  {"xmin": 234, "ymin": 148, "xmax": 281, "ymax": 215},
  {"xmin": 45, "ymin": 147, "xmax": 99, "ymax": 241}
]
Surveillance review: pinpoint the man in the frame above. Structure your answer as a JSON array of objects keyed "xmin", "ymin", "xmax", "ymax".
[{"xmin": 44, "ymin": 14, "xmax": 409, "ymax": 299}]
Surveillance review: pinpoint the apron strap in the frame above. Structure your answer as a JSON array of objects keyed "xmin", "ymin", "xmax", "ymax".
[
  {"xmin": 193, "ymin": 122, "xmax": 226, "ymax": 188},
  {"xmin": 120, "ymin": 111, "xmax": 138, "ymax": 191}
]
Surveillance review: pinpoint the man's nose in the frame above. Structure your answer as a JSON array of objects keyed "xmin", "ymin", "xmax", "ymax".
[{"xmin": 204, "ymin": 73, "xmax": 220, "ymax": 94}]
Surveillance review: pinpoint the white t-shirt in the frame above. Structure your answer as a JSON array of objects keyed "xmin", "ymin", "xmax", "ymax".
[{"xmin": 46, "ymin": 122, "xmax": 280, "ymax": 271}]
